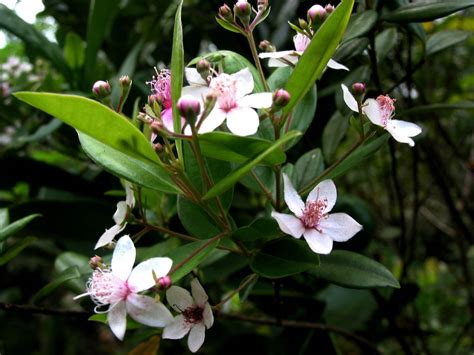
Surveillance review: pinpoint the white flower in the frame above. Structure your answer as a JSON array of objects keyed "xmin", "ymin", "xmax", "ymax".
[
  {"xmin": 95, "ymin": 182, "xmax": 136, "ymax": 249},
  {"xmin": 163, "ymin": 278, "xmax": 214, "ymax": 353},
  {"xmin": 271, "ymin": 175, "xmax": 362, "ymax": 254},
  {"xmin": 183, "ymin": 68, "xmax": 273, "ymax": 136},
  {"xmin": 76, "ymin": 235, "xmax": 173, "ymax": 340},
  {"xmin": 341, "ymin": 84, "xmax": 422, "ymax": 147},
  {"xmin": 259, "ymin": 33, "xmax": 348, "ymax": 71}
]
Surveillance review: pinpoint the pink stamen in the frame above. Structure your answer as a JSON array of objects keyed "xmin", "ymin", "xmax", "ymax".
[
  {"xmin": 301, "ymin": 198, "xmax": 328, "ymax": 229},
  {"xmin": 146, "ymin": 69, "xmax": 172, "ymax": 108},
  {"xmin": 376, "ymin": 95, "xmax": 396, "ymax": 127},
  {"xmin": 86, "ymin": 268, "xmax": 130, "ymax": 306},
  {"xmin": 209, "ymin": 74, "xmax": 238, "ymax": 112}
]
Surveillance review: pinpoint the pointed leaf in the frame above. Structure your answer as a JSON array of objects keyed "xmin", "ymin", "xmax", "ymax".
[
  {"xmin": 171, "ymin": 0, "xmax": 184, "ymax": 144},
  {"xmin": 0, "ymin": 236, "xmax": 37, "ymax": 265},
  {"xmin": 31, "ymin": 266, "xmax": 81, "ymax": 304},
  {"xmin": 0, "ymin": 214, "xmax": 41, "ymax": 242},
  {"xmin": 382, "ymin": 1, "xmax": 474, "ymax": 23}
]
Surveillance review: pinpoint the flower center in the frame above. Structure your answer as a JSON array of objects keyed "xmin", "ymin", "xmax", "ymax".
[
  {"xmin": 86, "ymin": 268, "xmax": 130, "ymax": 306},
  {"xmin": 376, "ymin": 95, "xmax": 395, "ymax": 127},
  {"xmin": 293, "ymin": 33, "xmax": 310, "ymax": 52},
  {"xmin": 301, "ymin": 199, "xmax": 327, "ymax": 229},
  {"xmin": 147, "ymin": 69, "xmax": 172, "ymax": 108},
  {"xmin": 210, "ymin": 73, "xmax": 238, "ymax": 112},
  {"xmin": 183, "ymin": 305, "xmax": 204, "ymax": 324}
]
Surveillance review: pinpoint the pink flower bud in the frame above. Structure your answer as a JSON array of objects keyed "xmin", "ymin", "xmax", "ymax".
[
  {"xmin": 234, "ymin": 0, "xmax": 251, "ymax": 17},
  {"xmin": 325, "ymin": 4, "xmax": 335, "ymax": 14},
  {"xmin": 219, "ymin": 4, "xmax": 233, "ymax": 21},
  {"xmin": 119, "ymin": 75, "xmax": 131, "ymax": 87},
  {"xmin": 157, "ymin": 275, "xmax": 172, "ymax": 290},
  {"xmin": 177, "ymin": 95, "xmax": 201, "ymax": 125},
  {"xmin": 273, "ymin": 89, "xmax": 291, "ymax": 108},
  {"xmin": 352, "ymin": 82, "xmax": 366, "ymax": 95},
  {"xmin": 89, "ymin": 255, "xmax": 103, "ymax": 270},
  {"xmin": 92, "ymin": 80, "xmax": 111, "ymax": 98},
  {"xmin": 259, "ymin": 40, "xmax": 275, "ymax": 52},
  {"xmin": 197, "ymin": 59, "xmax": 211, "ymax": 81},
  {"xmin": 148, "ymin": 94, "xmax": 162, "ymax": 107},
  {"xmin": 308, "ymin": 4, "xmax": 326, "ymax": 23}
]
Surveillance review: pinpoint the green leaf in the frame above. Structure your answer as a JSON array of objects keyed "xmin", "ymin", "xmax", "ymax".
[
  {"xmin": 31, "ymin": 266, "xmax": 81, "ymax": 304},
  {"xmin": 322, "ymin": 112, "xmax": 350, "ymax": 163},
  {"xmin": 171, "ymin": 0, "xmax": 184, "ymax": 149},
  {"xmin": 215, "ymin": 17, "xmax": 245, "ymax": 34},
  {"xmin": 54, "ymin": 252, "xmax": 91, "ymax": 293},
  {"xmin": 0, "ymin": 209, "xmax": 8, "ymax": 229},
  {"xmin": 203, "ymin": 131, "xmax": 301, "ymax": 200},
  {"xmin": 0, "ymin": 236, "xmax": 37, "ymax": 265},
  {"xmin": 177, "ymin": 196, "xmax": 221, "ymax": 239},
  {"xmin": 309, "ymin": 250, "xmax": 400, "ymax": 289},
  {"xmin": 295, "ymin": 148, "xmax": 325, "ymax": 190},
  {"xmin": 63, "ymin": 32, "xmax": 85, "ymax": 69},
  {"xmin": 233, "ymin": 218, "xmax": 281, "ymax": 245},
  {"xmin": 166, "ymin": 239, "xmax": 220, "ymax": 282},
  {"xmin": 343, "ymin": 10, "xmax": 378, "ymax": 42},
  {"xmin": 426, "ymin": 30, "xmax": 471, "ymax": 56},
  {"xmin": 78, "ymin": 132, "xmax": 179, "ymax": 194},
  {"xmin": 375, "ymin": 28, "xmax": 398, "ymax": 63},
  {"xmin": 283, "ymin": 0, "xmax": 354, "ymax": 115},
  {"xmin": 401, "ymin": 101, "xmax": 474, "ymax": 116},
  {"xmin": 334, "ymin": 37, "xmax": 370, "ymax": 62},
  {"xmin": 198, "ymin": 132, "xmax": 286, "ymax": 165},
  {"xmin": 382, "ymin": 1, "xmax": 474, "ymax": 23},
  {"xmin": 0, "ymin": 214, "xmax": 41, "ymax": 242},
  {"xmin": 250, "ymin": 238, "xmax": 320, "ymax": 278}
]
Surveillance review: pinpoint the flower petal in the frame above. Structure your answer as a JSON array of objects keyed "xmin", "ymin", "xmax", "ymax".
[
  {"xmin": 161, "ymin": 108, "xmax": 175, "ymax": 132},
  {"xmin": 166, "ymin": 286, "xmax": 194, "ymax": 312},
  {"xmin": 198, "ymin": 107, "xmax": 227, "ymax": 134},
  {"xmin": 113, "ymin": 201, "xmax": 127, "ymax": 225},
  {"xmin": 307, "ymin": 179, "xmax": 337, "ymax": 214},
  {"xmin": 327, "ymin": 59, "xmax": 349, "ymax": 71},
  {"xmin": 190, "ymin": 278, "xmax": 208, "ymax": 306},
  {"xmin": 226, "ymin": 106, "xmax": 259, "ymax": 136},
  {"xmin": 238, "ymin": 92, "xmax": 273, "ymax": 109},
  {"xmin": 111, "ymin": 235, "xmax": 136, "ymax": 281},
  {"xmin": 128, "ymin": 257, "xmax": 173, "ymax": 292},
  {"xmin": 124, "ymin": 182, "xmax": 135, "ymax": 207},
  {"xmin": 162, "ymin": 315, "xmax": 191, "ymax": 339},
  {"xmin": 271, "ymin": 211, "xmax": 305, "ymax": 239},
  {"xmin": 203, "ymin": 303, "xmax": 214, "ymax": 328},
  {"xmin": 185, "ymin": 67, "xmax": 208, "ymax": 86},
  {"xmin": 94, "ymin": 224, "xmax": 125, "ymax": 250},
  {"xmin": 188, "ymin": 323, "xmax": 206, "ymax": 353},
  {"xmin": 362, "ymin": 98, "xmax": 384, "ymax": 126},
  {"xmin": 126, "ymin": 293, "xmax": 173, "ymax": 327},
  {"xmin": 303, "ymin": 229, "xmax": 333, "ymax": 254},
  {"xmin": 385, "ymin": 119, "xmax": 422, "ymax": 147},
  {"xmin": 107, "ymin": 300, "xmax": 127, "ymax": 340},
  {"xmin": 341, "ymin": 84, "xmax": 359, "ymax": 113},
  {"xmin": 319, "ymin": 212, "xmax": 362, "ymax": 242},
  {"xmin": 232, "ymin": 68, "xmax": 254, "ymax": 98},
  {"xmin": 283, "ymin": 174, "xmax": 304, "ymax": 217},
  {"xmin": 258, "ymin": 50, "xmax": 294, "ymax": 59},
  {"xmin": 268, "ymin": 57, "xmax": 295, "ymax": 67}
]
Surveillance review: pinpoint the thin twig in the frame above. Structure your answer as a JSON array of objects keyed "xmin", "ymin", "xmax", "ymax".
[{"xmin": 0, "ymin": 302, "xmax": 91, "ymax": 319}]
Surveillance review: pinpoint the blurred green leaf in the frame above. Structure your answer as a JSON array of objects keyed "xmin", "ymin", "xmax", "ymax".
[
  {"xmin": 426, "ymin": 30, "xmax": 471, "ymax": 56},
  {"xmin": 64, "ymin": 32, "xmax": 85, "ymax": 69},
  {"xmin": 334, "ymin": 37, "xmax": 370, "ymax": 62},
  {"xmin": 0, "ymin": 214, "xmax": 41, "ymax": 242},
  {"xmin": 343, "ymin": 10, "xmax": 378, "ymax": 42},
  {"xmin": 295, "ymin": 148, "xmax": 325, "ymax": 190},
  {"xmin": 401, "ymin": 101, "xmax": 474, "ymax": 116},
  {"xmin": 382, "ymin": 1, "xmax": 474, "ymax": 23},
  {"xmin": 322, "ymin": 112, "xmax": 350, "ymax": 163},
  {"xmin": 0, "ymin": 209, "xmax": 8, "ymax": 229},
  {"xmin": 0, "ymin": 236, "xmax": 37, "ymax": 265},
  {"xmin": 250, "ymin": 238, "xmax": 320, "ymax": 278},
  {"xmin": 375, "ymin": 28, "xmax": 398, "ymax": 63},
  {"xmin": 55, "ymin": 252, "xmax": 90, "ymax": 293},
  {"xmin": 31, "ymin": 266, "xmax": 81, "ymax": 304},
  {"xmin": 310, "ymin": 250, "xmax": 400, "ymax": 289},
  {"xmin": 283, "ymin": 0, "xmax": 354, "ymax": 115}
]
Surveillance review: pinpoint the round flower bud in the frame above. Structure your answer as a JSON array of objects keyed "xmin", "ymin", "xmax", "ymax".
[
  {"xmin": 273, "ymin": 89, "xmax": 291, "ymax": 108},
  {"xmin": 148, "ymin": 93, "xmax": 162, "ymax": 107},
  {"xmin": 197, "ymin": 59, "xmax": 211, "ymax": 81},
  {"xmin": 325, "ymin": 4, "xmax": 335, "ymax": 14},
  {"xmin": 308, "ymin": 4, "xmax": 326, "ymax": 23},
  {"xmin": 234, "ymin": 0, "xmax": 251, "ymax": 17},
  {"xmin": 177, "ymin": 95, "xmax": 201, "ymax": 125},
  {"xmin": 352, "ymin": 82, "xmax": 366, "ymax": 96},
  {"xmin": 259, "ymin": 40, "xmax": 276, "ymax": 52},
  {"xmin": 157, "ymin": 275, "xmax": 172, "ymax": 290},
  {"xmin": 92, "ymin": 80, "xmax": 111, "ymax": 98},
  {"xmin": 119, "ymin": 75, "xmax": 131, "ymax": 87},
  {"xmin": 219, "ymin": 4, "xmax": 233, "ymax": 21},
  {"xmin": 89, "ymin": 255, "xmax": 103, "ymax": 270},
  {"xmin": 299, "ymin": 19, "xmax": 309, "ymax": 30}
]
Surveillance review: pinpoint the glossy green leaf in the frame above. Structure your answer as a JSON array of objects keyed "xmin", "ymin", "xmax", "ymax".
[
  {"xmin": 198, "ymin": 132, "xmax": 286, "ymax": 165},
  {"xmin": 343, "ymin": 10, "xmax": 378, "ymax": 42},
  {"xmin": 375, "ymin": 28, "xmax": 398, "ymax": 63},
  {"xmin": 322, "ymin": 112, "xmax": 350, "ymax": 163},
  {"xmin": 54, "ymin": 252, "xmax": 91, "ymax": 293},
  {"xmin": 334, "ymin": 37, "xmax": 370, "ymax": 62},
  {"xmin": 0, "ymin": 236, "xmax": 37, "ymax": 265},
  {"xmin": 78, "ymin": 132, "xmax": 179, "ymax": 194},
  {"xmin": 250, "ymin": 238, "xmax": 320, "ymax": 278},
  {"xmin": 0, "ymin": 214, "xmax": 41, "ymax": 242},
  {"xmin": 215, "ymin": 17, "xmax": 244, "ymax": 34},
  {"xmin": 31, "ymin": 266, "xmax": 81, "ymax": 304},
  {"xmin": 166, "ymin": 239, "xmax": 220, "ymax": 282},
  {"xmin": 177, "ymin": 196, "xmax": 221, "ymax": 239},
  {"xmin": 310, "ymin": 250, "xmax": 400, "ymax": 289},
  {"xmin": 283, "ymin": 0, "xmax": 354, "ymax": 115},
  {"xmin": 203, "ymin": 131, "xmax": 301, "ymax": 200},
  {"xmin": 426, "ymin": 30, "xmax": 470, "ymax": 56},
  {"xmin": 295, "ymin": 148, "xmax": 325, "ymax": 190},
  {"xmin": 171, "ymin": 0, "xmax": 184, "ymax": 143},
  {"xmin": 233, "ymin": 218, "xmax": 281, "ymax": 245},
  {"xmin": 63, "ymin": 32, "xmax": 85, "ymax": 69},
  {"xmin": 382, "ymin": 1, "xmax": 474, "ymax": 23},
  {"xmin": 401, "ymin": 101, "xmax": 474, "ymax": 116}
]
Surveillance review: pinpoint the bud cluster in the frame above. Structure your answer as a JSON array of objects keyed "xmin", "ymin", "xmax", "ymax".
[{"xmin": 217, "ymin": 0, "xmax": 270, "ymax": 33}]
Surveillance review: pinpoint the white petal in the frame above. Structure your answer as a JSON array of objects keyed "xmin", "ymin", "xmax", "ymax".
[
  {"xmin": 94, "ymin": 224, "xmax": 125, "ymax": 250},
  {"xmin": 166, "ymin": 286, "xmax": 194, "ymax": 313},
  {"xmin": 190, "ymin": 278, "xmax": 208, "ymax": 306},
  {"xmin": 162, "ymin": 315, "xmax": 191, "ymax": 339},
  {"xmin": 385, "ymin": 123, "xmax": 416, "ymax": 146},
  {"xmin": 238, "ymin": 92, "xmax": 273, "ymax": 109},
  {"xmin": 258, "ymin": 50, "xmax": 294, "ymax": 59},
  {"xmin": 283, "ymin": 174, "xmax": 304, "ymax": 217},
  {"xmin": 232, "ymin": 68, "xmax": 254, "ymax": 98},
  {"xmin": 107, "ymin": 300, "xmax": 127, "ymax": 340},
  {"xmin": 182, "ymin": 85, "xmax": 209, "ymax": 100},
  {"xmin": 111, "ymin": 235, "xmax": 136, "ymax": 281},
  {"xmin": 203, "ymin": 303, "xmax": 214, "ymax": 328},
  {"xmin": 113, "ymin": 201, "xmax": 127, "ymax": 225},
  {"xmin": 362, "ymin": 98, "xmax": 384, "ymax": 126},
  {"xmin": 307, "ymin": 179, "xmax": 337, "ymax": 214},
  {"xmin": 319, "ymin": 213, "xmax": 362, "ymax": 242},
  {"xmin": 128, "ymin": 257, "xmax": 173, "ymax": 292},
  {"xmin": 226, "ymin": 106, "xmax": 259, "ymax": 136},
  {"xmin": 185, "ymin": 67, "xmax": 208, "ymax": 86},
  {"xmin": 124, "ymin": 182, "xmax": 135, "ymax": 207},
  {"xmin": 188, "ymin": 323, "xmax": 206, "ymax": 353},
  {"xmin": 126, "ymin": 294, "xmax": 173, "ymax": 327},
  {"xmin": 268, "ymin": 58, "xmax": 292, "ymax": 67},
  {"xmin": 341, "ymin": 84, "xmax": 359, "ymax": 113},
  {"xmin": 327, "ymin": 59, "xmax": 349, "ymax": 71},
  {"xmin": 387, "ymin": 119, "xmax": 422, "ymax": 146},
  {"xmin": 198, "ymin": 107, "xmax": 227, "ymax": 134},
  {"xmin": 271, "ymin": 211, "xmax": 305, "ymax": 239},
  {"xmin": 303, "ymin": 229, "xmax": 333, "ymax": 254}
]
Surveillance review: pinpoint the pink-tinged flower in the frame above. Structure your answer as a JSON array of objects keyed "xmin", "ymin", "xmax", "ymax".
[
  {"xmin": 95, "ymin": 182, "xmax": 135, "ymax": 249},
  {"xmin": 163, "ymin": 278, "xmax": 214, "ymax": 353},
  {"xmin": 183, "ymin": 68, "xmax": 273, "ymax": 136},
  {"xmin": 259, "ymin": 33, "xmax": 348, "ymax": 71},
  {"xmin": 75, "ymin": 235, "xmax": 173, "ymax": 340},
  {"xmin": 271, "ymin": 175, "xmax": 362, "ymax": 254},
  {"xmin": 341, "ymin": 84, "xmax": 422, "ymax": 147}
]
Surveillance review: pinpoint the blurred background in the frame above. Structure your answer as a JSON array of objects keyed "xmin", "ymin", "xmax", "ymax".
[{"xmin": 0, "ymin": 0, "xmax": 473, "ymax": 354}]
